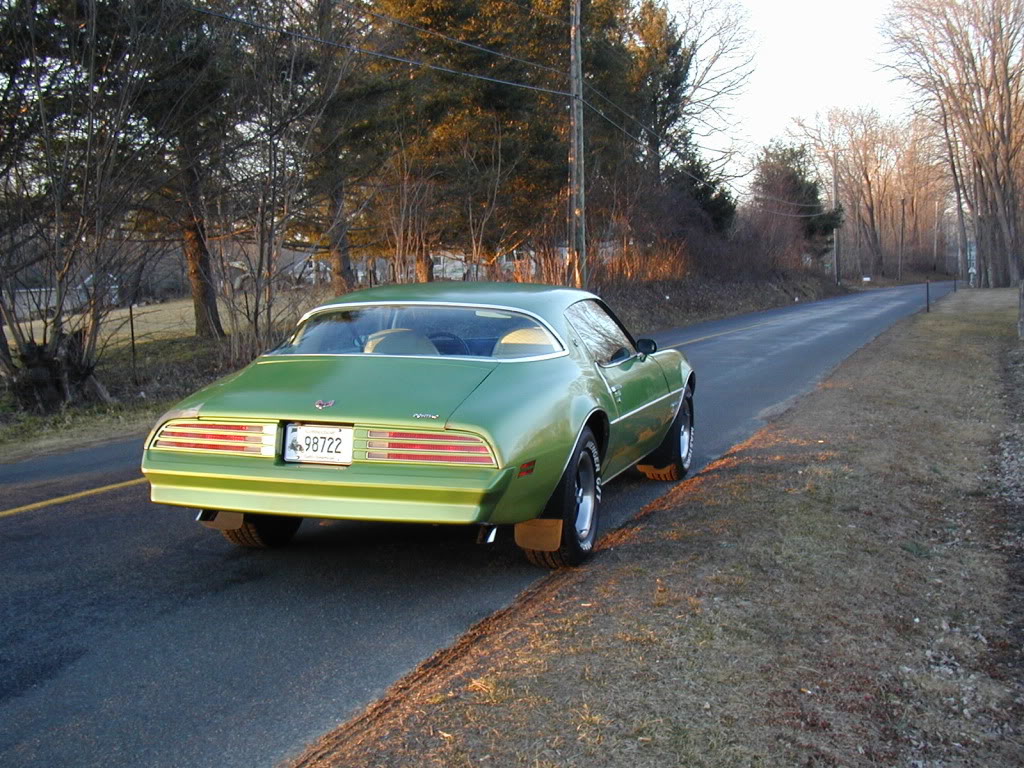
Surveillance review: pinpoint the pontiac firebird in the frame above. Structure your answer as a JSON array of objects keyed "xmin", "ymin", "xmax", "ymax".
[{"xmin": 141, "ymin": 282, "xmax": 695, "ymax": 567}]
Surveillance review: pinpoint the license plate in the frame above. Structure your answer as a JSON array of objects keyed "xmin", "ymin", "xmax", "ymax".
[{"xmin": 283, "ymin": 424, "xmax": 353, "ymax": 465}]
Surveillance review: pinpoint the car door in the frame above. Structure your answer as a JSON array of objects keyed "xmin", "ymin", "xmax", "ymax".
[{"xmin": 565, "ymin": 300, "xmax": 672, "ymax": 477}]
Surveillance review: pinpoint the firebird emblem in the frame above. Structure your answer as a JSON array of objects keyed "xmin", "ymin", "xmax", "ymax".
[{"xmin": 314, "ymin": 400, "xmax": 335, "ymax": 410}]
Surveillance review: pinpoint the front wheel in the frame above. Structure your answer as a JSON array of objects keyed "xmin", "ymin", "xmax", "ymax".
[
  {"xmin": 220, "ymin": 514, "xmax": 302, "ymax": 548},
  {"xmin": 637, "ymin": 388, "xmax": 694, "ymax": 482},
  {"xmin": 521, "ymin": 427, "xmax": 601, "ymax": 568}
]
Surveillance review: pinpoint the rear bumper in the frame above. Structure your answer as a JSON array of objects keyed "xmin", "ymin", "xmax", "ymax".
[{"xmin": 141, "ymin": 450, "xmax": 521, "ymax": 524}]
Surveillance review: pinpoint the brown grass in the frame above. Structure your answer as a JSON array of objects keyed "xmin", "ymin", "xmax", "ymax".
[{"xmin": 290, "ymin": 288, "xmax": 1024, "ymax": 768}]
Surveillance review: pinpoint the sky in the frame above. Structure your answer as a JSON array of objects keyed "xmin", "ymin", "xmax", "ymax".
[{"xmin": 692, "ymin": 0, "xmax": 914, "ymax": 176}]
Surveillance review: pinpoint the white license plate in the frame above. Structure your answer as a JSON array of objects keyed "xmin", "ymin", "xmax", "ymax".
[{"xmin": 283, "ymin": 424, "xmax": 353, "ymax": 465}]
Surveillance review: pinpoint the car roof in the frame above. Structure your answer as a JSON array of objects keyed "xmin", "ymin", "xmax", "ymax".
[{"xmin": 311, "ymin": 281, "xmax": 599, "ymax": 320}]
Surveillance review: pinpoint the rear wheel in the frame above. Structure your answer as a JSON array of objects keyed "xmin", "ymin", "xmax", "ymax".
[
  {"xmin": 220, "ymin": 514, "xmax": 302, "ymax": 548},
  {"xmin": 522, "ymin": 428, "xmax": 601, "ymax": 568},
  {"xmin": 637, "ymin": 388, "xmax": 693, "ymax": 482}
]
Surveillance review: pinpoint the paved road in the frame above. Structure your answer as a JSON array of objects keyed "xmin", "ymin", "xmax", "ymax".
[{"xmin": 0, "ymin": 282, "xmax": 952, "ymax": 767}]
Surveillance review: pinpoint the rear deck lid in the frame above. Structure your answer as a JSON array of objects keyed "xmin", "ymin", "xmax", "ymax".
[{"xmin": 191, "ymin": 355, "xmax": 498, "ymax": 428}]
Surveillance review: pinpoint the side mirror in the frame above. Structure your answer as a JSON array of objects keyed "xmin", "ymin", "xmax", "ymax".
[{"xmin": 636, "ymin": 338, "xmax": 657, "ymax": 356}]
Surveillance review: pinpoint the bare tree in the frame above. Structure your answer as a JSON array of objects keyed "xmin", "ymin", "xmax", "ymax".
[
  {"xmin": 883, "ymin": 0, "xmax": 1024, "ymax": 289},
  {"xmin": 0, "ymin": 0, "xmax": 164, "ymax": 408},
  {"xmin": 796, "ymin": 109, "xmax": 949, "ymax": 280},
  {"xmin": 673, "ymin": 0, "xmax": 754, "ymax": 138}
]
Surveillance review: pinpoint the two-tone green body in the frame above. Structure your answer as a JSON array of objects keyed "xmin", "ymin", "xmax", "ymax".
[{"xmin": 141, "ymin": 282, "xmax": 694, "ymax": 528}]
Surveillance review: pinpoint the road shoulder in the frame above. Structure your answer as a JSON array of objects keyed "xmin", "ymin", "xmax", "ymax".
[{"xmin": 296, "ymin": 288, "xmax": 1023, "ymax": 767}]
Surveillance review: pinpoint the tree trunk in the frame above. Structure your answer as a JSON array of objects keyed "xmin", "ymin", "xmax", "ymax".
[
  {"xmin": 182, "ymin": 215, "xmax": 225, "ymax": 338},
  {"xmin": 415, "ymin": 250, "xmax": 433, "ymax": 283},
  {"xmin": 1018, "ymin": 280, "xmax": 1023, "ymax": 340},
  {"xmin": 327, "ymin": 183, "xmax": 356, "ymax": 295},
  {"xmin": 179, "ymin": 151, "xmax": 225, "ymax": 339}
]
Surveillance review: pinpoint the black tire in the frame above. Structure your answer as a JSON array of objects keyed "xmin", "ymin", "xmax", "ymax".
[
  {"xmin": 522, "ymin": 427, "xmax": 601, "ymax": 568},
  {"xmin": 637, "ymin": 388, "xmax": 694, "ymax": 482},
  {"xmin": 220, "ymin": 514, "xmax": 302, "ymax": 548}
]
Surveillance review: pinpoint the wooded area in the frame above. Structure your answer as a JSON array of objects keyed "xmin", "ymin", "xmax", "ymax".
[{"xmin": 1, "ymin": 0, "xmax": 1019, "ymax": 412}]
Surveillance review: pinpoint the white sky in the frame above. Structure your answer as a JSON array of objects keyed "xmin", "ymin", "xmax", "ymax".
[{"xmin": 692, "ymin": 0, "xmax": 914, "ymax": 178}]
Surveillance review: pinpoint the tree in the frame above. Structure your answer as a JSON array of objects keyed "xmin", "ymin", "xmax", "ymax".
[
  {"xmin": 0, "ymin": 0, "xmax": 162, "ymax": 408},
  {"xmin": 133, "ymin": 0, "xmax": 252, "ymax": 338},
  {"xmin": 796, "ymin": 109, "xmax": 950, "ymax": 280},
  {"xmin": 883, "ymin": 0, "xmax": 1024, "ymax": 289},
  {"xmin": 748, "ymin": 143, "xmax": 841, "ymax": 271}
]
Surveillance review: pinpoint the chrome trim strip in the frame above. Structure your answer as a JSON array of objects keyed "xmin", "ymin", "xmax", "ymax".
[
  {"xmin": 258, "ymin": 350, "xmax": 569, "ymax": 364},
  {"xmin": 295, "ymin": 300, "xmax": 568, "ymax": 353},
  {"xmin": 609, "ymin": 387, "xmax": 684, "ymax": 425}
]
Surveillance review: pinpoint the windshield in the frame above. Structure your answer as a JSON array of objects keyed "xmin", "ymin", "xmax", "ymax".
[{"xmin": 269, "ymin": 304, "xmax": 563, "ymax": 360}]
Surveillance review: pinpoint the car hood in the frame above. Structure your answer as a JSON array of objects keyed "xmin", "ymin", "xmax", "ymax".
[{"xmin": 184, "ymin": 355, "xmax": 499, "ymax": 428}]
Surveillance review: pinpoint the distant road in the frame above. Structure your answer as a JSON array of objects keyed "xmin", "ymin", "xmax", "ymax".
[{"xmin": 0, "ymin": 281, "xmax": 951, "ymax": 768}]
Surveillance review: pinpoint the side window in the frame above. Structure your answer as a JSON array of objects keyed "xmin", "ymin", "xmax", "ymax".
[{"xmin": 565, "ymin": 300, "xmax": 635, "ymax": 364}]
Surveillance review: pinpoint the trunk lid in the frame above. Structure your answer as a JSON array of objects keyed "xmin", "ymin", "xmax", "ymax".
[{"xmin": 192, "ymin": 355, "xmax": 498, "ymax": 428}]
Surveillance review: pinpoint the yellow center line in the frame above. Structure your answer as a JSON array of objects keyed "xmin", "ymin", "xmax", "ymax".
[
  {"xmin": 662, "ymin": 319, "xmax": 778, "ymax": 349},
  {"xmin": 0, "ymin": 477, "xmax": 148, "ymax": 519}
]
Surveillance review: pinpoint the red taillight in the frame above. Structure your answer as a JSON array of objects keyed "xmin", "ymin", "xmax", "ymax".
[
  {"xmin": 170, "ymin": 423, "xmax": 264, "ymax": 432},
  {"xmin": 365, "ymin": 429, "xmax": 495, "ymax": 466},
  {"xmin": 152, "ymin": 421, "xmax": 276, "ymax": 456},
  {"xmin": 371, "ymin": 430, "xmax": 479, "ymax": 442}
]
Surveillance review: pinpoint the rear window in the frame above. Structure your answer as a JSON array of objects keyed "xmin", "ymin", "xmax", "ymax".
[{"xmin": 269, "ymin": 305, "xmax": 563, "ymax": 359}]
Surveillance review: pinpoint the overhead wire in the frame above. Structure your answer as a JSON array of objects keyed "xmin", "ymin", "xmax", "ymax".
[
  {"xmin": 188, "ymin": 5, "xmax": 571, "ymax": 97},
  {"xmin": 191, "ymin": 4, "xmax": 829, "ymax": 218},
  {"xmin": 336, "ymin": 0, "xmax": 567, "ymax": 79},
  {"xmin": 499, "ymin": 0, "xmax": 572, "ymax": 27},
  {"xmin": 583, "ymin": 86, "xmax": 830, "ymax": 216}
]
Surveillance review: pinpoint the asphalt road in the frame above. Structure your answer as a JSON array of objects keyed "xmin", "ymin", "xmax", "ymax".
[{"xmin": 0, "ymin": 281, "xmax": 952, "ymax": 767}]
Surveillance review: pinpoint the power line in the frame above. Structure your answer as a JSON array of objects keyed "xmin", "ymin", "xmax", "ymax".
[
  {"xmin": 499, "ymin": 0, "xmax": 572, "ymax": 27},
  {"xmin": 193, "ymin": 5, "xmax": 828, "ymax": 219},
  {"xmin": 581, "ymin": 84, "xmax": 835, "ymax": 214},
  {"xmin": 189, "ymin": 5, "xmax": 571, "ymax": 98},
  {"xmin": 338, "ymin": 0, "xmax": 567, "ymax": 79},
  {"xmin": 582, "ymin": 99, "xmax": 831, "ymax": 218}
]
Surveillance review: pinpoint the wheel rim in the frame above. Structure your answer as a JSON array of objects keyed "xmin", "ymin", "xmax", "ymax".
[
  {"xmin": 573, "ymin": 450, "xmax": 597, "ymax": 541},
  {"xmin": 679, "ymin": 406, "xmax": 692, "ymax": 459}
]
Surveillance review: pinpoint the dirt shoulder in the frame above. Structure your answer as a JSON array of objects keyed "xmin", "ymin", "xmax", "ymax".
[{"xmin": 291, "ymin": 288, "xmax": 1023, "ymax": 768}]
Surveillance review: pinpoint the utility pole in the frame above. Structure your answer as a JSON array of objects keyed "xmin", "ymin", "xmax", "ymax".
[
  {"xmin": 898, "ymin": 197, "xmax": 906, "ymax": 282},
  {"xmin": 932, "ymin": 198, "xmax": 940, "ymax": 272},
  {"xmin": 832, "ymin": 149, "xmax": 840, "ymax": 286},
  {"xmin": 568, "ymin": 0, "xmax": 586, "ymax": 288}
]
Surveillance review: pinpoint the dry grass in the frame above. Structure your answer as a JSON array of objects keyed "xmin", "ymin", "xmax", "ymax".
[
  {"xmin": 601, "ymin": 271, "xmax": 845, "ymax": 335},
  {"xmin": 290, "ymin": 288, "xmax": 1024, "ymax": 768}
]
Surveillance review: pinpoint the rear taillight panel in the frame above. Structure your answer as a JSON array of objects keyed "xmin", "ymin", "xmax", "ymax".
[
  {"xmin": 152, "ymin": 420, "xmax": 277, "ymax": 456},
  {"xmin": 151, "ymin": 420, "xmax": 497, "ymax": 467},
  {"xmin": 363, "ymin": 429, "xmax": 496, "ymax": 466}
]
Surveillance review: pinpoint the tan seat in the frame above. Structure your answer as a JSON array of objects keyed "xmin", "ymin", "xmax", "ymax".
[
  {"xmin": 363, "ymin": 329, "xmax": 439, "ymax": 355},
  {"xmin": 491, "ymin": 326, "xmax": 558, "ymax": 358}
]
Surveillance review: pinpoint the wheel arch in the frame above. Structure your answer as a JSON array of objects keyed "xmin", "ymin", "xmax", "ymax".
[
  {"xmin": 685, "ymin": 371, "xmax": 696, "ymax": 424},
  {"xmin": 585, "ymin": 409, "xmax": 611, "ymax": 464}
]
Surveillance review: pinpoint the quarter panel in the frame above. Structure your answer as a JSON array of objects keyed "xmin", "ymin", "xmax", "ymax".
[{"xmin": 446, "ymin": 357, "xmax": 600, "ymax": 524}]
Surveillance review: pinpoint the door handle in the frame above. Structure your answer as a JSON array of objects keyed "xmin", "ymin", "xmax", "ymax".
[{"xmin": 610, "ymin": 384, "xmax": 623, "ymax": 401}]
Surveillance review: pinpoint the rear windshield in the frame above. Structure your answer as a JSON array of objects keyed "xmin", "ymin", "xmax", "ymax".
[{"xmin": 269, "ymin": 304, "xmax": 563, "ymax": 359}]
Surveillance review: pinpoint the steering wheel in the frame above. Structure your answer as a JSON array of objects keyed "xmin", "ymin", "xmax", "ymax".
[{"xmin": 427, "ymin": 331, "xmax": 471, "ymax": 356}]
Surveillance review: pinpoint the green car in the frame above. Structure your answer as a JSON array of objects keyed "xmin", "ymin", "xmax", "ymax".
[{"xmin": 141, "ymin": 282, "xmax": 695, "ymax": 567}]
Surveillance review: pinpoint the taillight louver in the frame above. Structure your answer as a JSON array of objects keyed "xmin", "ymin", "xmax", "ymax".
[
  {"xmin": 365, "ymin": 429, "xmax": 495, "ymax": 466},
  {"xmin": 153, "ymin": 420, "xmax": 276, "ymax": 456}
]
